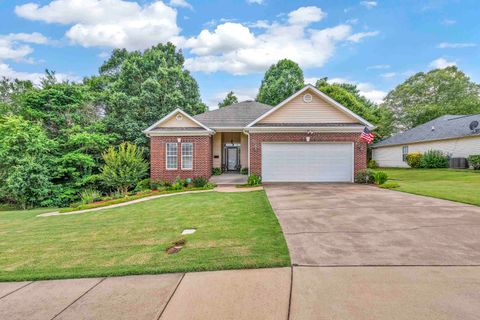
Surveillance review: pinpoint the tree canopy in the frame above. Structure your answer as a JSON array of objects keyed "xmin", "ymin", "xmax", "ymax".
[
  {"xmin": 382, "ymin": 66, "xmax": 480, "ymax": 131},
  {"xmin": 256, "ymin": 59, "xmax": 304, "ymax": 106},
  {"xmin": 218, "ymin": 91, "xmax": 238, "ymax": 108},
  {"xmin": 97, "ymin": 43, "xmax": 207, "ymax": 146}
]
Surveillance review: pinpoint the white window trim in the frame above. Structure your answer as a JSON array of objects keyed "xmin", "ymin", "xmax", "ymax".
[
  {"xmin": 166, "ymin": 143, "xmax": 178, "ymax": 170},
  {"xmin": 181, "ymin": 143, "xmax": 193, "ymax": 170},
  {"xmin": 402, "ymin": 146, "xmax": 409, "ymax": 162}
]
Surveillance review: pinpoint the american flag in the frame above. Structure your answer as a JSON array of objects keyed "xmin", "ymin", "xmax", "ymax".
[{"xmin": 360, "ymin": 127, "xmax": 375, "ymax": 144}]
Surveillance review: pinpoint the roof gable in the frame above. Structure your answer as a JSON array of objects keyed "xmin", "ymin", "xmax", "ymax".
[
  {"xmin": 247, "ymin": 85, "xmax": 374, "ymax": 128},
  {"xmin": 144, "ymin": 108, "xmax": 213, "ymax": 133}
]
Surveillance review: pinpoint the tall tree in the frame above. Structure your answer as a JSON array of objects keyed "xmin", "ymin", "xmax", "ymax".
[
  {"xmin": 382, "ymin": 66, "xmax": 480, "ymax": 131},
  {"xmin": 98, "ymin": 43, "xmax": 207, "ymax": 146},
  {"xmin": 218, "ymin": 91, "xmax": 238, "ymax": 108},
  {"xmin": 256, "ymin": 59, "xmax": 304, "ymax": 106}
]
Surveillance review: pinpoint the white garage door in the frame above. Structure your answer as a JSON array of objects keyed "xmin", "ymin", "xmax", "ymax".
[{"xmin": 262, "ymin": 143, "xmax": 353, "ymax": 182}]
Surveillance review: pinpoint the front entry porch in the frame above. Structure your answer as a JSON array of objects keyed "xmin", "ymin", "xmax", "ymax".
[
  {"xmin": 212, "ymin": 131, "xmax": 248, "ymax": 173},
  {"xmin": 209, "ymin": 173, "xmax": 248, "ymax": 185}
]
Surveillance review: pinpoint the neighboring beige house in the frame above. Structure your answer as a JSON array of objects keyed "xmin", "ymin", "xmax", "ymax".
[
  {"xmin": 144, "ymin": 85, "xmax": 374, "ymax": 182},
  {"xmin": 372, "ymin": 114, "xmax": 480, "ymax": 167}
]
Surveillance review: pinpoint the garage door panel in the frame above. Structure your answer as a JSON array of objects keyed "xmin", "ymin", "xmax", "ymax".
[{"xmin": 262, "ymin": 143, "xmax": 353, "ymax": 182}]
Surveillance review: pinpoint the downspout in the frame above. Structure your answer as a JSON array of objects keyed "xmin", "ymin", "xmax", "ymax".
[{"xmin": 243, "ymin": 129, "xmax": 250, "ymax": 175}]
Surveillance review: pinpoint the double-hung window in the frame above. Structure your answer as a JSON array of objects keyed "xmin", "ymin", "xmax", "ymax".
[
  {"xmin": 166, "ymin": 143, "xmax": 178, "ymax": 170},
  {"xmin": 402, "ymin": 146, "xmax": 409, "ymax": 162},
  {"xmin": 182, "ymin": 143, "xmax": 193, "ymax": 170}
]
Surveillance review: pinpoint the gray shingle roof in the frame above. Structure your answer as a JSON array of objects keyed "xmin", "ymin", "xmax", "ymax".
[
  {"xmin": 252, "ymin": 123, "xmax": 364, "ymax": 127},
  {"xmin": 193, "ymin": 101, "xmax": 273, "ymax": 128},
  {"xmin": 372, "ymin": 114, "xmax": 480, "ymax": 148}
]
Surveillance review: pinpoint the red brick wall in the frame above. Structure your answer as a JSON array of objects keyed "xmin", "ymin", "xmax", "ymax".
[
  {"xmin": 150, "ymin": 136, "xmax": 212, "ymax": 181},
  {"xmin": 249, "ymin": 132, "xmax": 367, "ymax": 177}
]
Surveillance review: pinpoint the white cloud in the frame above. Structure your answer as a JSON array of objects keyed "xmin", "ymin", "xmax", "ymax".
[
  {"xmin": 442, "ymin": 19, "xmax": 456, "ymax": 26},
  {"xmin": 381, "ymin": 72, "xmax": 396, "ymax": 78},
  {"xmin": 185, "ymin": 23, "xmax": 255, "ymax": 55},
  {"xmin": 347, "ymin": 31, "xmax": 379, "ymax": 42},
  {"xmin": 0, "ymin": 63, "xmax": 80, "ymax": 85},
  {"xmin": 169, "ymin": 0, "xmax": 193, "ymax": 10},
  {"xmin": 360, "ymin": 1, "xmax": 377, "ymax": 9},
  {"xmin": 429, "ymin": 57, "xmax": 456, "ymax": 69},
  {"xmin": 287, "ymin": 6, "xmax": 326, "ymax": 25},
  {"xmin": 0, "ymin": 32, "xmax": 48, "ymax": 62},
  {"xmin": 185, "ymin": 6, "xmax": 378, "ymax": 75},
  {"xmin": 15, "ymin": 0, "xmax": 182, "ymax": 50},
  {"xmin": 246, "ymin": 0, "xmax": 264, "ymax": 4},
  {"xmin": 328, "ymin": 78, "xmax": 386, "ymax": 104},
  {"xmin": 437, "ymin": 42, "xmax": 476, "ymax": 49},
  {"xmin": 367, "ymin": 64, "xmax": 390, "ymax": 70}
]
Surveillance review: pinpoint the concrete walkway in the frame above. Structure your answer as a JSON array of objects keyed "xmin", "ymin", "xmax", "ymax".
[{"xmin": 1, "ymin": 266, "xmax": 480, "ymax": 320}]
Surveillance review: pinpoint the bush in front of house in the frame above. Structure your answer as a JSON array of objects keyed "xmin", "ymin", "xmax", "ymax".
[
  {"xmin": 354, "ymin": 169, "xmax": 376, "ymax": 184},
  {"xmin": 212, "ymin": 168, "xmax": 222, "ymax": 176},
  {"xmin": 379, "ymin": 181, "xmax": 400, "ymax": 189},
  {"xmin": 468, "ymin": 155, "xmax": 480, "ymax": 170},
  {"xmin": 420, "ymin": 150, "xmax": 449, "ymax": 168},
  {"xmin": 373, "ymin": 171, "xmax": 388, "ymax": 185},
  {"xmin": 80, "ymin": 188, "xmax": 102, "ymax": 204},
  {"xmin": 367, "ymin": 160, "xmax": 378, "ymax": 169},
  {"xmin": 247, "ymin": 174, "xmax": 262, "ymax": 186},
  {"xmin": 406, "ymin": 152, "xmax": 423, "ymax": 168},
  {"xmin": 192, "ymin": 176, "xmax": 208, "ymax": 188},
  {"xmin": 240, "ymin": 167, "xmax": 248, "ymax": 175},
  {"xmin": 100, "ymin": 142, "xmax": 149, "ymax": 195}
]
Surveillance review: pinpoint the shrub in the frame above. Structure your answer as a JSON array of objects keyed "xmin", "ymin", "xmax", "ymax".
[
  {"xmin": 468, "ymin": 155, "xmax": 480, "ymax": 170},
  {"xmin": 367, "ymin": 160, "xmax": 378, "ymax": 169},
  {"xmin": 354, "ymin": 169, "xmax": 376, "ymax": 184},
  {"xmin": 150, "ymin": 179, "xmax": 163, "ymax": 190},
  {"xmin": 406, "ymin": 152, "xmax": 423, "ymax": 168},
  {"xmin": 379, "ymin": 181, "xmax": 400, "ymax": 189},
  {"xmin": 212, "ymin": 167, "xmax": 222, "ymax": 176},
  {"xmin": 163, "ymin": 180, "xmax": 172, "ymax": 189},
  {"xmin": 134, "ymin": 178, "xmax": 151, "ymax": 192},
  {"xmin": 170, "ymin": 182, "xmax": 183, "ymax": 190},
  {"xmin": 373, "ymin": 171, "xmax": 388, "ymax": 185},
  {"xmin": 80, "ymin": 188, "xmax": 102, "ymax": 204},
  {"xmin": 420, "ymin": 150, "xmax": 449, "ymax": 168},
  {"xmin": 192, "ymin": 176, "xmax": 208, "ymax": 188},
  {"xmin": 240, "ymin": 167, "xmax": 248, "ymax": 175},
  {"xmin": 100, "ymin": 142, "xmax": 148, "ymax": 194},
  {"xmin": 247, "ymin": 174, "xmax": 262, "ymax": 186}
]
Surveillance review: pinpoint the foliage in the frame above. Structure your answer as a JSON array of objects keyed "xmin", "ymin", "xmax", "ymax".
[
  {"xmin": 218, "ymin": 91, "xmax": 238, "ymax": 108},
  {"xmin": 80, "ymin": 188, "xmax": 102, "ymax": 204},
  {"xmin": 406, "ymin": 152, "xmax": 423, "ymax": 168},
  {"xmin": 379, "ymin": 181, "xmax": 400, "ymax": 189},
  {"xmin": 257, "ymin": 59, "xmax": 304, "ymax": 106},
  {"xmin": 3, "ymin": 158, "xmax": 53, "ymax": 209},
  {"xmin": 240, "ymin": 167, "xmax": 248, "ymax": 175},
  {"xmin": 192, "ymin": 176, "xmax": 208, "ymax": 188},
  {"xmin": 100, "ymin": 142, "xmax": 148, "ymax": 194},
  {"xmin": 382, "ymin": 66, "xmax": 480, "ymax": 131},
  {"xmin": 373, "ymin": 171, "xmax": 388, "ymax": 185},
  {"xmin": 98, "ymin": 43, "xmax": 206, "ymax": 146},
  {"xmin": 420, "ymin": 150, "xmax": 449, "ymax": 168},
  {"xmin": 212, "ymin": 167, "xmax": 222, "ymax": 176},
  {"xmin": 467, "ymin": 155, "xmax": 480, "ymax": 170},
  {"xmin": 367, "ymin": 160, "xmax": 378, "ymax": 169},
  {"xmin": 247, "ymin": 174, "xmax": 262, "ymax": 186},
  {"xmin": 134, "ymin": 178, "xmax": 152, "ymax": 192},
  {"xmin": 354, "ymin": 169, "xmax": 376, "ymax": 184},
  {"xmin": 315, "ymin": 78, "xmax": 394, "ymax": 139}
]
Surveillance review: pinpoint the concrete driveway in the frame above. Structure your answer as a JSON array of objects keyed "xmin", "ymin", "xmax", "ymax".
[{"xmin": 265, "ymin": 183, "xmax": 480, "ymax": 266}]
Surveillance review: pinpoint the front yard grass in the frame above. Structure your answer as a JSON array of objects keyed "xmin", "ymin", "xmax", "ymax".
[
  {"xmin": 0, "ymin": 191, "xmax": 290, "ymax": 282},
  {"xmin": 381, "ymin": 168, "xmax": 480, "ymax": 206}
]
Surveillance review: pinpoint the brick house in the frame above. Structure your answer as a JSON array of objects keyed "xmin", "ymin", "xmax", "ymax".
[{"xmin": 144, "ymin": 85, "xmax": 374, "ymax": 182}]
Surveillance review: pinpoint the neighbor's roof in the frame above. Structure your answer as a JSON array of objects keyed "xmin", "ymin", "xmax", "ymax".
[
  {"xmin": 193, "ymin": 101, "xmax": 273, "ymax": 128},
  {"xmin": 372, "ymin": 114, "xmax": 480, "ymax": 148}
]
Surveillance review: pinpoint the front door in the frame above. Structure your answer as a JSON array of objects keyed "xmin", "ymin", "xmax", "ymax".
[{"xmin": 227, "ymin": 147, "xmax": 238, "ymax": 171}]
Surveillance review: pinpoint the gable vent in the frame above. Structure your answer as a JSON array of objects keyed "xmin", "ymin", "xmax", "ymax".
[{"xmin": 303, "ymin": 93, "xmax": 313, "ymax": 103}]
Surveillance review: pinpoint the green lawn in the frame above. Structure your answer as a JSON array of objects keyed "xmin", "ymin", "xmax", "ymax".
[
  {"xmin": 0, "ymin": 191, "xmax": 290, "ymax": 282},
  {"xmin": 381, "ymin": 168, "xmax": 480, "ymax": 206}
]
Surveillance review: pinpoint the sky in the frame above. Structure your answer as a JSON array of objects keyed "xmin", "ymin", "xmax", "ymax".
[{"xmin": 1, "ymin": 0, "xmax": 479, "ymax": 109}]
